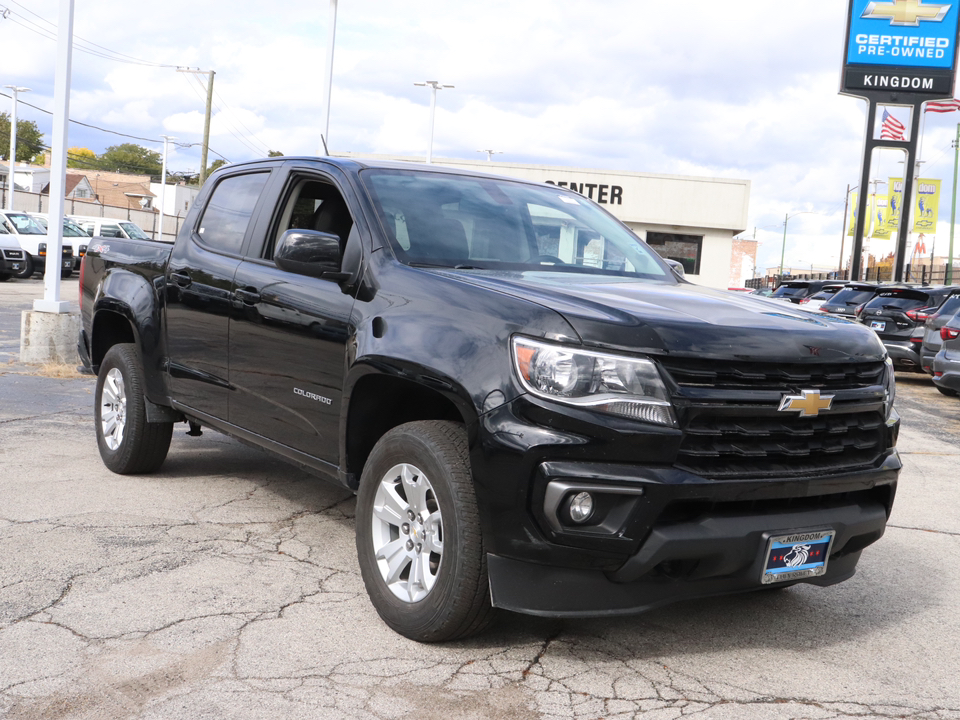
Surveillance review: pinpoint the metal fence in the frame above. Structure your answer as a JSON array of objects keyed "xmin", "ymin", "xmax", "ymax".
[
  {"xmin": 746, "ymin": 264, "xmax": 957, "ymax": 289},
  {"xmin": 1, "ymin": 187, "xmax": 184, "ymax": 243}
]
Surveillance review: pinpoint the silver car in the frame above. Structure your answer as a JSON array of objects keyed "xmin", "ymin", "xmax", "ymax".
[
  {"xmin": 921, "ymin": 292, "xmax": 960, "ymax": 374},
  {"xmin": 932, "ymin": 311, "xmax": 960, "ymax": 397}
]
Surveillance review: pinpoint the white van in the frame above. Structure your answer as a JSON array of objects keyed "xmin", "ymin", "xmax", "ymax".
[
  {"xmin": 0, "ymin": 221, "xmax": 28, "ymax": 280},
  {"xmin": 0, "ymin": 210, "xmax": 75, "ymax": 278},
  {"xmin": 67, "ymin": 215, "xmax": 150, "ymax": 242},
  {"xmin": 28, "ymin": 213, "xmax": 92, "ymax": 271}
]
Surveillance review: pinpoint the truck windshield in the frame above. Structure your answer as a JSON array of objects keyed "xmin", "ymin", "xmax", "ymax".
[
  {"xmin": 119, "ymin": 222, "xmax": 149, "ymax": 240},
  {"xmin": 4, "ymin": 213, "xmax": 46, "ymax": 235},
  {"xmin": 361, "ymin": 169, "xmax": 670, "ymax": 280}
]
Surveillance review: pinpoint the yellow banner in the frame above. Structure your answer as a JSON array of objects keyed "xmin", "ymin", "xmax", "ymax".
[
  {"xmin": 886, "ymin": 177, "xmax": 904, "ymax": 232},
  {"xmin": 871, "ymin": 194, "xmax": 891, "ymax": 239},
  {"xmin": 913, "ymin": 178, "xmax": 941, "ymax": 233},
  {"xmin": 848, "ymin": 191, "xmax": 858, "ymax": 236}
]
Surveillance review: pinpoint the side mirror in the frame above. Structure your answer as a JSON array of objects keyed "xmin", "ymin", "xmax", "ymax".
[
  {"xmin": 665, "ymin": 258, "xmax": 686, "ymax": 278},
  {"xmin": 275, "ymin": 229, "xmax": 341, "ymax": 279}
]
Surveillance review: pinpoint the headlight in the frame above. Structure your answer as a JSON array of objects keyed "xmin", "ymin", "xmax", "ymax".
[
  {"xmin": 511, "ymin": 336, "xmax": 677, "ymax": 426},
  {"xmin": 883, "ymin": 356, "xmax": 896, "ymax": 423}
]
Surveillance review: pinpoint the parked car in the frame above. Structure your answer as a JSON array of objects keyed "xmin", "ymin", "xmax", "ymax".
[
  {"xmin": 932, "ymin": 312, "xmax": 960, "ymax": 396},
  {"xmin": 920, "ymin": 292, "xmax": 960, "ymax": 374},
  {"xmin": 750, "ymin": 287, "xmax": 774, "ymax": 297},
  {"xmin": 79, "ymin": 156, "xmax": 901, "ymax": 642},
  {"xmin": 0, "ymin": 210, "xmax": 75, "ymax": 278},
  {"xmin": 819, "ymin": 282, "xmax": 884, "ymax": 318},
  {"xmin": 769, "ymin": 280, "xmax": 842, "ymax": 304},
  {"xmin": 857, "ymin": 285, "xmax": 960, "ymax": 372},
  {"xmin": 798, "ymin": 283, "xmax": 847, "ymax": 311},
  {"xmin": 0, "ymin": 221, "xmax": 27, "ymax": 280},
  {"xmin": 28, "ymin": 213, "xmax": 91, "ymax": 271},
  {"xmin": 68, "ymin": 215, "xmax": 150, "ymax": 241}
]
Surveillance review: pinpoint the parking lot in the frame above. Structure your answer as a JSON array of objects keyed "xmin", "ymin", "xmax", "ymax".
[{"xmin": 1, "ymin": 277, "xmax": 959, "ymax": 720}]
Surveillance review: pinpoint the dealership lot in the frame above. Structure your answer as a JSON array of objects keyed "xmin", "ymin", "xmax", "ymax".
[{"xmin": 1, "ymin": 278, "xmax": 959, "ymax": 720}]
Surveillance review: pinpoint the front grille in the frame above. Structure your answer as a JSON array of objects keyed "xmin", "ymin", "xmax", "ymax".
[
  {"xmin": 674, "ymin": 410, "xmax": 886, "ymax": 479},
  {"xmin": 658, "ymin": 357, "xmax": 885, "ymax": 391},
  {"xmin": 657, "ymin": 358, "xmax": 889, "ymax": 480}
]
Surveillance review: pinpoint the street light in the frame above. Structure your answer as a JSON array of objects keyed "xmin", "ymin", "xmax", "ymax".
[
  {"xmin": 157, "ymin": 135, "xmax": 176, "ymax": 242},
  {"xmin": 414, "ymin": 80, "xmax": 454, "ymax": 164},
  {"xmin": 3, "ymin": 85, "xmax": 30, "ymax": 212}
]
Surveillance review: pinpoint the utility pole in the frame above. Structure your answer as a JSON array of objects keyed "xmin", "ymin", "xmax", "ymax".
[
  {"xmin": 3, "ymin": 85, "xmax": 30, "ymax": 212},
  {"xmin": 320, "ymin": 0, "xmax": 338, "ymax": 155},
  {"xmin": 177, "ymin": 67, "xmax": 216, "ymax": 184}
]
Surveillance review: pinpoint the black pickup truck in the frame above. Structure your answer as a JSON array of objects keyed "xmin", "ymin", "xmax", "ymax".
[{"xmin": 79, "ymin": 157, "xmax": 901, "ymax": 641}]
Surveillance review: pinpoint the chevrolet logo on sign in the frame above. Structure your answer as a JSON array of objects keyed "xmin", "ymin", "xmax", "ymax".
[
  {"xmin": 778, "ymin": 390, "xmax": 835, "ymax": 417},
  {"xmin": 862, "ymin": 0, "xmax": 950, "ymax": 26}
]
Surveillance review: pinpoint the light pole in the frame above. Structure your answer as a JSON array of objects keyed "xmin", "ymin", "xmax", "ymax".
[
  {"xmin": 320, "ymin": 0, "xmax": 338, "ymax": 155},
  {"xmin": 477, "ymin": 149, "xmax": 502, "ymax": 161},
  {"xmin": 948, "ymin": 123, "xmax": 959, "ymax": 285},
  {"xmin": 158, "ymin": 135, "xmax": 176, "ymax": 243},
  {"xmin": 779, "ymin": 211, "xmax": 817, "ymax": 278},
  {"xmin": 3, "ymin": 85, "xmax": 30, "ymax": 212},
  {"xmin": 414, "ymin": 81, "xmax": 454, "ymax": 164}
]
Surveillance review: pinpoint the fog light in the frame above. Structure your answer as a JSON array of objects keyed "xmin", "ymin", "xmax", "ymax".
[{"xmin": 568, "ymin": 492, "xmax": 594, "ymax": 523}]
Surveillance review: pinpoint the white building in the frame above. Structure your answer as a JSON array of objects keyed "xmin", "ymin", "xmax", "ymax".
[
  {"xmin": 335, "ymin": 154, "xmax": 751, "ymax": 289},
  {"xmin": 149, "ymin": 182, "xmax": 201, "ymax": 219},
  {"xmin": 0, "ymin": 163, "xmax": 50, "ymax": 193}
]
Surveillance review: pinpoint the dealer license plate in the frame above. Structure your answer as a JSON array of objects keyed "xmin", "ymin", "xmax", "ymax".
[
  {"xmin": 761, "ymin": 529, "xmax": 835, "ymax": 585},
  {"xmin": 870, "ymin": 320, "xmax": 885, "ymax": 330}
]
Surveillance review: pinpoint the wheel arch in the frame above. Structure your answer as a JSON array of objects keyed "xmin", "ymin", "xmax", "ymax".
[{"xmin": 342, "ymin": 363, "xmax": 479, "ymax": 487}]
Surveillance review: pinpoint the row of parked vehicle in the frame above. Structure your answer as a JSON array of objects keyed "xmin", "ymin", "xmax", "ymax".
[
  {"xmin": 0, "ymin": 210, "xmax": 149, "ymax": 281},
  {"xmin": 757, "ymin": 279, "xmax": 960, "ymax": 399}
]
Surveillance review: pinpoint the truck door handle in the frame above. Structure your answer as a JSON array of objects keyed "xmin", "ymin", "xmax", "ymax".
[
  {"xmin": 170, "ymin": 271, "xmax": 192, "ymax": 288},
  {"xmin": 235, "ymin": 288, "xmax": 261, "ymax": 304}
]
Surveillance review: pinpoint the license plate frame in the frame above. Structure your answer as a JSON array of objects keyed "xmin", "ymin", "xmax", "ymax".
[
  {"xmin": 870, "ymin": 320, "xmax": 885, "ymax": 330},
  {"xmin": 761, "ymin": 529, "xmax": 835, "ymax": 585}
]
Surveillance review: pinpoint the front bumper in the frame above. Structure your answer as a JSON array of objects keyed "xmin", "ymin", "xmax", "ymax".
[{"xmin": 477, "ymin": 397, "xmax": 901, "ymax": 617}]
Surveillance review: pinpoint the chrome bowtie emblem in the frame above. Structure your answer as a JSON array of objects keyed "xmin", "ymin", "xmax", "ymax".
[{"xmin": 778, "ymin": 389, "xmax": 835, "ymax": 417}]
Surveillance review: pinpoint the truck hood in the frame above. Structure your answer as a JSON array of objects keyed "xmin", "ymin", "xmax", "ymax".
[{"xmin": 439, "ymin": 270, "xmax": 886, "ymax": 363}]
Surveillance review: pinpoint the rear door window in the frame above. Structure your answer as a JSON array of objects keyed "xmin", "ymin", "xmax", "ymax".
[
  {"xmin": 197, "ymin": 172, "xmax": 271, "ymax": 255},
  {"xmin": 829, "ymin": 287, "xmax": 877, "ymax": 306}
]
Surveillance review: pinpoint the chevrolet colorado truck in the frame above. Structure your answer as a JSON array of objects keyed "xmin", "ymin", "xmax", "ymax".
[{"xmin": 79, "ymin": 157, "xmax": 902, "ymax": 642}]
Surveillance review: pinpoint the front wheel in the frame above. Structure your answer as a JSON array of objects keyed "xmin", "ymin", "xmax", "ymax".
[
  {"xmin": 13, "ymin": 254, "xmax": 34, "ymax": 279},
  {"xmin": 356, "ymin": 420, "xmax": 494, "ymax": 642},
  {"xmin": 95, "ymin": 343, "xmax": 173, "ymax": 474},
  {"xmin": 0, "ymin": 273, "xmax": 9, "ymax": 282}
]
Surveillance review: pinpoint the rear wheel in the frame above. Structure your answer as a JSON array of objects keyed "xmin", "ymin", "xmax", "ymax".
[
  {"xmin": 356, "ymin": 420, "xmax": 494, "ymax": 642},
  {"xmin": 95, "ymin": 343, "xmax": 173, "ymax": 474}
]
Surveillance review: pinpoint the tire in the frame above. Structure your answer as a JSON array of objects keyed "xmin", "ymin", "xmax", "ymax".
[
  {"xmin": 13, "ymin": 254, "xmax": 33, "ymax": 279},
  {"xmin": 356, "ymin": 420, "xmax": 495, "ymax": 642},
  {"xmin": 0, "ymin": 273, "xmax": 9, "ymax": 282},
  {"xmin": 94, "ymin": 343, "xmax": 173, "ymax": 474},
  {"xmin": 935, "ymin": 384, "xmax": 958, "ymax": 397}
]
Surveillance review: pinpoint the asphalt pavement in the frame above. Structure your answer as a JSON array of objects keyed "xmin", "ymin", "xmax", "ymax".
[{"xmin": 1, "ymin": 276, "xmax": 959, "ymax": 720}]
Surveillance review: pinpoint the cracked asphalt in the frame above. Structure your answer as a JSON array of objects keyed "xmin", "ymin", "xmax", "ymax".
[{"xmin": 2, "ymin": 277, "xmax": 959, "ymax": 720}]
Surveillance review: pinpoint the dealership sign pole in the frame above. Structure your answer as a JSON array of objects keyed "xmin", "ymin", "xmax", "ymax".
[{"xmin": 841, "ymin": 0, "xmax": 960, "ymax": 281}]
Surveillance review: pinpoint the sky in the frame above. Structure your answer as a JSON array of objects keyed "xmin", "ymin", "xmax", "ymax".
[{"xmin": 3, "ymin": 0, "xmax": 960, "ymax": 275}]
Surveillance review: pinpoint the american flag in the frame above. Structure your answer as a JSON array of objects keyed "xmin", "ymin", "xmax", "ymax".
[
  {"xmin": 925, "ymin": 98, "xmax": 960, "ymax": 113},
  {"xmin": 880, "ymin": 109, "xmax": 906, "ymax": 141}
]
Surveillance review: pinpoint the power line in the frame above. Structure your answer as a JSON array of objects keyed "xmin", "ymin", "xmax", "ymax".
[
  {"xmin": 1, "ymin": 2, "xmax": 179, "ymax": 68},
  {"xmin": 181, "ymin": 74, "xmax": 264, "ymax": 157}
]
